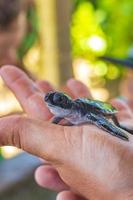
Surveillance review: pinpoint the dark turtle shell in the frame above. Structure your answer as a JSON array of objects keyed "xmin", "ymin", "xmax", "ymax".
[{"xmin": 75, "ymin": 98, "xmax": 117, "ymax": 115}]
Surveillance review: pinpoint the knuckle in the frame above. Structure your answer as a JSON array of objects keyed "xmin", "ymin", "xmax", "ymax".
[
  {"xmin": 9, "ymin": 116, "xmax": 26, "ymax": 149},
  {"xmin": 11, "ymin": 74, "xmax": 24, "ymax": 86},
  {"xmin": 44, "ymin": 126, "xmax": 70, "ymax": 163},
  {"xmin": 62, "ymin": 125, "xmax": 83, "ymax": 150}
]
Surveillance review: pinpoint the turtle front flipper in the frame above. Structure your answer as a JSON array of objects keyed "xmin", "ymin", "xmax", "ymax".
[
  {"xmin": 52, "ymin": 117, "xmax": 63, "ymax": 124},
  {"xmin": 88, "ymin": 114, "xmax": 129, "ymax": 141}
]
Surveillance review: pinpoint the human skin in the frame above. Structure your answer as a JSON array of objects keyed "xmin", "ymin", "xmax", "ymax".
[
  {"xmin": 0, "ymin": 12, "xmax": 27, "ymax": 66},
  {"xmin": 0, "ymin": 66, "xmax": 133, "ymax": 200},
  {"xmin": 36, "ymin": 87, "xmax": 133, "ymax": 200},
  {"xmin": 36, "ymin": 76, "xmax": 92, "ymax": 200},
  {"xmin": 1, "ymin": 65, "xmax": 90, "ymax": 200}
]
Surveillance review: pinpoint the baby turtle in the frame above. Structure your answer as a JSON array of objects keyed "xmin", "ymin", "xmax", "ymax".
[{"xmin": 44, "ymin": 91, "xmax": 129, "ymax": 141}]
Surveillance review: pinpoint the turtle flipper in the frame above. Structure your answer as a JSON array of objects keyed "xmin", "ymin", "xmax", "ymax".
[
  {"xmin": 119, "ymin": 124, "xmax": 133, "ymax": 135},
  {"xmin": 62, "ymin": 121, "xmax": 74, "ymax": 126},
  {"xmin": 52, "ymin": 117, "xmax": 63, "ymax": 124},
  {"xmin": 112, "ymin": 115, "xmax": 133, "ymax": 135},
  {"xmin": 111, "ymin": 115, "xmax": 120, "ymax": 126},
  {"xmin": 88, "ymin": 114, "xmax": 129, "ymax": 141}
]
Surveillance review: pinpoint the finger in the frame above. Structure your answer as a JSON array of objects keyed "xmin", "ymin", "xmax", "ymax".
[
  {"xmin": 127, "ymin": 100, "xmax": 133, "ymax": 111},
  {"xmin": 0, "ymin": 65, "xmax": 39, "ymax": 104},
  {"xmin": 0, "ymin": 65, "xmax": 51, "ymax": 120},
  {"xmin": 0, "ymin": 115, "xmax": 67, "ymax": 162},
  {"xmin": 35, "ymin": 165, "xmax": 68, "ymax": 191},
  {"xmin": 119, "ymin": 120, "xmax": 133, "ymax": 130},
  {"xmin": 111, "ymin": 99, "xmax": 133, "ymax": 120},
  {"xmin": 56, "ymin": 191, "xmax": 86, "ymax": 200},
  {"xmin": 61, "ymin": 85, "xmax": 74, "ymax": 99},
  {"xmin": 36, "ymin": 80, "xmax": 54, "ymax": 93},
  {"xmin": 111, "ymin": 99, "xmax": 130, "ymax": 111},
  {"xmin": 66, "ymin": 79, "xmax": 92, "ymax": 99}
]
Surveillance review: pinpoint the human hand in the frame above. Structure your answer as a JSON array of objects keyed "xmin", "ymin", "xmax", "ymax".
[
  {"xmin": 0, "ymin": 66, "xmax": 133, "ymax": 200},
  {"xmin": 0, "ymin": 65, "xmax": 90, "ymax": 199},
  {"xmin": 36, "ymin": 77, "xmax": 91, "ymax": 200}
]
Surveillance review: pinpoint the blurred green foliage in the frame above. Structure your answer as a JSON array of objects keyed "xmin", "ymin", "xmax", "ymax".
[
  {"xmin": 71, "ymin": 0, "xmax": 133, "ymax": 97},
  {"xmin": 72, "ymin": 0, "xmax": 133, "ymax": 58}
]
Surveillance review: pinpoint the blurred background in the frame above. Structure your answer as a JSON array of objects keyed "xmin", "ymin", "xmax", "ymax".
[{"xmin": 0, "ymin": 0, "xmax": 133, "ymax": 199}]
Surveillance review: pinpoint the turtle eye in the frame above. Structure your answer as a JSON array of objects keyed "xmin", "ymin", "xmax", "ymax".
[{"xmin": 53, "ymin": 93, "xmax": 64, "ymax": 104}]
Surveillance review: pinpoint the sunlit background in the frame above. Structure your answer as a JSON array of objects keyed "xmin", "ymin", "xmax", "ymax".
[{"xmin": 0, "ymin": 0, "xmax": 133, "ymax": 165}]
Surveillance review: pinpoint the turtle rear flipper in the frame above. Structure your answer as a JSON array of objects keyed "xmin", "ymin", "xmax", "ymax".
[
  {"xmin": 88, "ymin": 114, "xmax": 129, "ymax": 141},
  {"xmin": 112, "ymin": 115, "xmax": 133, "ymax": 135},
  {"xmin": 119, "ymin": 124, "xmax": 133, "ymax": 135}
]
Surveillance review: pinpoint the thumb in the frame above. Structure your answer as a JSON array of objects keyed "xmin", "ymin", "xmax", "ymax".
[{"xmin": 0, "ymin": 115, "xmax": 67, "ymax": 163}]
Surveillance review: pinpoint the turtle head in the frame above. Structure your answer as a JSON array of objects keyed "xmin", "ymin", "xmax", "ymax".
[{"xmin": 44, "ymin": 91, "xmax": 73, "ymax": 117}]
